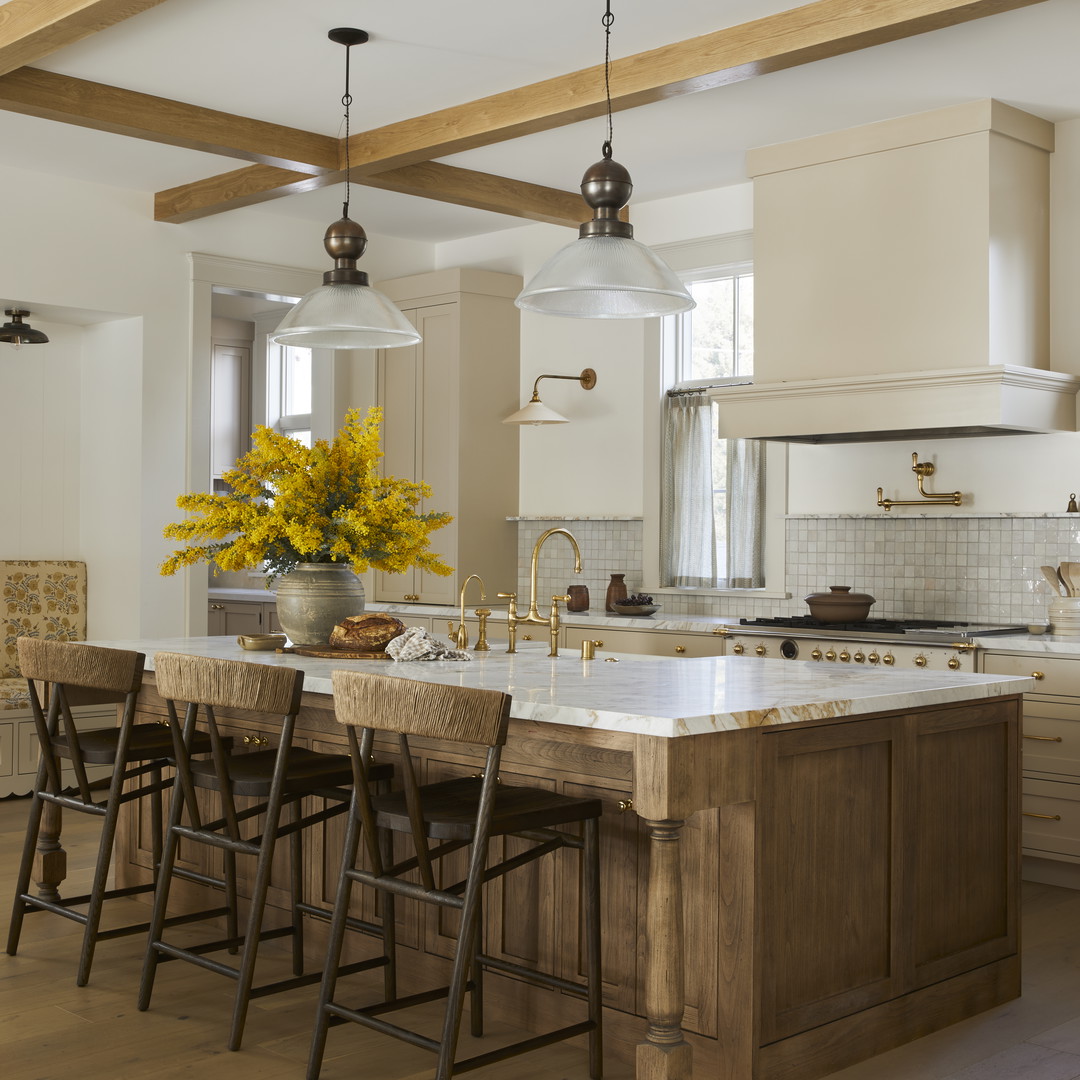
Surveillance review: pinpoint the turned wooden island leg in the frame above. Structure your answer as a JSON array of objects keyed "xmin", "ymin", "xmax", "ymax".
[
  {"xmin": 34, "ymin": 800, "xmax": 66, "ymax": 902},
  {"xmin": 637, "ymin": 816, "xmax": 694, "ymax": 1080}
]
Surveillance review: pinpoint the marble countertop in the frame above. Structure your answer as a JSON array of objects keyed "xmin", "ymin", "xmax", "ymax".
[
  {"xmin": 207, "ymin": 588, "xmax": 1080, "ymax": 654},
  {"xmin": 85, "ymin": 635, "xmax": 1033, "ymax": 740}
]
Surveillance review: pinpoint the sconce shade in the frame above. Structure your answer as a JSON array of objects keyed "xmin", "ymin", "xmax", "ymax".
[
  {"xmin": 270, "ymin": 282, "xmax": 420, "ymax": 349},
  {"xmin": 502, "ymin": 399, "xmax": 570, "ymax": 426},
  {"xmin": 0, "ymin": 308, "xmax": 48, "ymax": 345},
  {"xmin": 516, "ymin": 234, "xmax": 695, "ymax": 319}
]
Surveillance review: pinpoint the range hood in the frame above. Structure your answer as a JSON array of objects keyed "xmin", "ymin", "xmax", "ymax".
[{"xmin": 718, "ymin": 100, "xmax": 1080, "ymax": 443}]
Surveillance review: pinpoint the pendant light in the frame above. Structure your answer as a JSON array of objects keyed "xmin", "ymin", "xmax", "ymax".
[
  {"xmin": 515, "ymin": 2, "xmax": 694, "ymax": 320},
  {"xmin": 0, "ymin": 308, "xmax": 49, "ymax": 347},
  {"xmin": 271, "ymin": 29, "xmax": 420, "ymax": 350},
  {"xmin": 503, "ymin": 369, "xmax": 598, "ymax": 426}
]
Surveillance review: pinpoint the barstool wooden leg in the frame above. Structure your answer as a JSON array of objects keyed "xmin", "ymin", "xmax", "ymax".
[
  {"xmin": 379, "ymin": 826, "xmax": 397, "ymax": 1002},
  {"xmin": 308, "ymin": 795, "xmax": 365, "ymax": 1080},
  {"xmin": 224, "ymin": 846, "xmax": 239, "ymax": 954},
  {"xmin": 138, "ymin": 779, "xmax": 187, "ymax": 1011},
  {"xmin": 469, "ymin": 892, "xmax": 484, "ymax": 1038},
  {"xmin": 6, "ymin": 768, "xmax": 46, "ymax": 955},
  {"xmin": 77, "ymin": 757, "xmax": 129, "ymax": 986}
]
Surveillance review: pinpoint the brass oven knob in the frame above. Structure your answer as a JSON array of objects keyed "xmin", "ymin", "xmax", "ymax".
[
  {"xmin": 854, "ymin": 651, "xmax": 866, "ymax": 663},
  {"xmin": 755, "ymin": 644, "xmax": 767, "ymax": 656},
  {"xmin": 882, "ymin": 653, "xmax": 895, "ymax": 666},
  {"xmin": 839, "ymin": 650, "xmax": 851, "ymax": 663},
  {"xmin": 948, "ymin": 657, "xmax": 961, "ymax": 670},
  {"xmin": 811, "ymin": 649, "xmax": 823, "ymax": 660},
  {"xmin": 825, "ymin": 649, "xmax": 837, "ymax": 661},
  {"xmin": 868, "ymin": 652, "xmax": 880, "ymax": 664},
  {"xmin": 732, "ymin": 643, "xmax": 745, "ymax": 655},
  {"xmin": 913, "ymin": 654, "xmax": 928, "ymax": 668}
]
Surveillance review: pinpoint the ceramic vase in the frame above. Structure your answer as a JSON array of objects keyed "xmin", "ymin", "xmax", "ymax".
[
  {"xmin": 274, "ymin": 563, "xmax": 366, "ymax": 646},
  {"xmin": 605, "ymin": 573, "xmax": 627, "ymax": 612}
]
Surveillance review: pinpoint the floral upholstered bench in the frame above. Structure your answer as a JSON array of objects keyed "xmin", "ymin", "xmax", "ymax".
[{"xmin": 1, "ymin": 560, "xmax": 87, "ymax": 711}]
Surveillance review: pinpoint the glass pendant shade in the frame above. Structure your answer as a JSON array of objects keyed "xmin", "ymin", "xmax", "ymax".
[
  {"xmin": 270, "ymin": 283, "xmax": 420, "ymax": 349},
  {"xmin": 502, "ymin": 398, "xmax": 570, "ymax": 425},
  {"xmin": 516, "ymin": 235, "xmax": 695, "ymax": 319}
]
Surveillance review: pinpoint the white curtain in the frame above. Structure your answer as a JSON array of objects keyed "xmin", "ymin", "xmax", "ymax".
[
  {"xmin": 661, "ymin": 394, "xmax": 717, "ymax": 588},
  {"xmin": 661, "ymin": 393, "xmax": 765, "ymax": 589}
]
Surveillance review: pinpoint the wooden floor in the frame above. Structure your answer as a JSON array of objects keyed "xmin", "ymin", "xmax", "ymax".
[{"xmin": 2, "ymin": 795, "xmax": 1080, "ymax": 1080}]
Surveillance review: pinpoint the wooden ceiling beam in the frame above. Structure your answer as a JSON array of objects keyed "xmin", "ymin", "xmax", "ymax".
[
  {"xmin": 155, "ymin": 160, "xmax": 588, "ymax": 228},
  {"xmin": 0, "ymin": 0, "xmax": 169, "ymax": 78},
  {"xmin": 0, "ymin": 66, "xmax": 338, "ymax": 172},
  {"xmin": 151, "ymin": 0, "xmax": 1049, "ymax": 221}
]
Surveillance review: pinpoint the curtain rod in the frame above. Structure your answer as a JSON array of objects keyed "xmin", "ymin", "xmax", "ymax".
[{"xmin": 666, "ymin": 380, "xmax": 751, "ymax": 398}]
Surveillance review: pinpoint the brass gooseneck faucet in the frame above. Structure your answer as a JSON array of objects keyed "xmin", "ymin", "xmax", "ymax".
[
  {"xmin": 448, "ymin": 574, "xmax": 485, "ymax": 650},
  {"xmin": 505, "ymin": 528, "xmax": 582, "ymax": 657}
]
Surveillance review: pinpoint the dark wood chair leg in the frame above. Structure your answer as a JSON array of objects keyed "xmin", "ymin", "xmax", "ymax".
[
  {"xmin": 470, "ymin": 891, "xmax": 484, "ymax": 1038},
  {"xmin": 308, "ymin": 796, "xmax": 365, "ymax": 1080},
  {"xmin": 6, "ymin": 778, "xmax": 46, "ymax": 955},
  {"xmin": 379, "ymin": 825, "xmax": 397, "ymax": 1002},
  {"xmin": 290, "ymin": 798, "xmax": 305, "ymax": 977}
]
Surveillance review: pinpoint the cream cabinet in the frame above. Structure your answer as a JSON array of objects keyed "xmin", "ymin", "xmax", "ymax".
[
  {"xmin": 207, "ymin": 599, "xmax": 280, "ymax": 636},
  {"xmin": 982, "ymin": 651, "xmax": 1080, "ymax": 883},
  {"xmin": 372, "ymin": 269, "xmax": 520, "ymax": 606},
  {"xmin": 563, "ymin": 624, "xmax": 728, "ymax": 658}
]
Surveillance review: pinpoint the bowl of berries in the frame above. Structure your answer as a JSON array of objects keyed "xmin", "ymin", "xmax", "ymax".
[{"xmin": 613, "ymin": 593, "xmax": 659, "ymax": 617}]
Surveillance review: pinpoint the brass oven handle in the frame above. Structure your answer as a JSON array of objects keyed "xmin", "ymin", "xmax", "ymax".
[
  {"xmin": 1023, "ymin": 734, "xmax": 1063, "ymax": 742},
  {"xmin": 1023, "ymin": 811, "xmax": 1062, "ymax": 821}
]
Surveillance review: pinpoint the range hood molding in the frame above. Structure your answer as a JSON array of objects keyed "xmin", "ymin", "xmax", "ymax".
[{"xmin": 713, "ymin": 366, "xmax": 1080, "ymax": 444}]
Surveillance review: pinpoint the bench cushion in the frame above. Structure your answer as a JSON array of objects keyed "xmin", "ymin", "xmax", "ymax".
[{"xmin": 2, "ymin": 560, "xmax": 87, "ymax": 681}]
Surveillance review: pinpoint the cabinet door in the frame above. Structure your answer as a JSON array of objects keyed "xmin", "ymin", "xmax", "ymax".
[
  {"xmin": 565, "ymin": 625, "xmax": 726, "ymax": 658},
  {"xmin": 759, "ymin": 716, "xmax": 903, "ymax": 1043},
  {"xmin": 207, "ymin": 600, "xmax": 264, "ymax": 636}
]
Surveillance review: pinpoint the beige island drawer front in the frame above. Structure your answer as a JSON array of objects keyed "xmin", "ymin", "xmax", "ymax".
[
  {"xmin": 982, "ymin": 652, "xmax": 1080, "ymax": 698},
  {"xmin": 1022, "ymin": 778, "xmax": 1080, "ymax": 860},
  {"xmin": 563, "ymin": 625, "xmax": 726, "ymax": 658}
]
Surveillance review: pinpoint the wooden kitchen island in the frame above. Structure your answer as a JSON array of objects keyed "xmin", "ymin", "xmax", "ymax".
[{"xmin": 59, "ymin": 637, "xmax": 1031, "ymax": 1080}]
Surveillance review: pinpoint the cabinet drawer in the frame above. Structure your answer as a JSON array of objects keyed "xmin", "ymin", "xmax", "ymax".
[
  {"xmin": 983, "ymin": 652, "xmax": 1079, "ymax": 698},
  {"xmin": 1022, "ymin": 778, "xmax": 1080, "ymax": 859},
  {"xmin": 564, "ymin": 625, "xmax": 725, "ymax": 658},
  {"xmin": 1022, "ymin": 698, "xmax": 1080, "ymax": 777}
]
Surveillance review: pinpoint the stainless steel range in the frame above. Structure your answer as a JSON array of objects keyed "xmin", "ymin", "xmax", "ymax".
[{"xmin": 723, "ymin": 617, "xmax": 1029, "ymax": 672}]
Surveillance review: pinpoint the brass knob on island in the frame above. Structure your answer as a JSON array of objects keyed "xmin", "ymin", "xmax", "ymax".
[{"xmin": 617, "ymin": 799, "xmax": 634, "ymax": 813}]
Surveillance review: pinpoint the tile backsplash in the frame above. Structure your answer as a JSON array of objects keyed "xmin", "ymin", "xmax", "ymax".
[{"xmin": 515, "ymin": 515, "xmax": 1080, "ymax": 626}]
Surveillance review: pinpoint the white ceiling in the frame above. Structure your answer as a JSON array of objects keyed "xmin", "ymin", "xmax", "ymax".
[{"xmin": 4, "ymin": 0, "xmax": 1080, "ymax": 244}]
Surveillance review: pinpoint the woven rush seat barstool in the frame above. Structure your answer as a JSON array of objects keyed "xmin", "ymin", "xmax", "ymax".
[
  {"xmin": 7, "ymin": 638, "xmax": 222, "ymax": 986},
  {"xmin": 308, "ymin": 669, "xmax": 603, "ymax": 1080},
  {"xmin": 138, "ymin": 652, "xmax": 393, "ymax": 1051}
]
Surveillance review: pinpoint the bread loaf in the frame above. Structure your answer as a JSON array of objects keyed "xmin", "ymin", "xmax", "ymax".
[{"xmin": 328, "ymin": 613, "xmax": 406, "ymax": 652}]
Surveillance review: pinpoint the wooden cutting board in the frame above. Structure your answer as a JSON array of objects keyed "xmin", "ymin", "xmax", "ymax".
[{"xmin": 277, "ymin": 645, "xmax": 393, "ymax": 660}]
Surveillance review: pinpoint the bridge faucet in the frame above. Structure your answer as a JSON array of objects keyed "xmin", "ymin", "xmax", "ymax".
[{"xmin": 505, "ymin": 528, "xmax": 582, "ymax": 657}]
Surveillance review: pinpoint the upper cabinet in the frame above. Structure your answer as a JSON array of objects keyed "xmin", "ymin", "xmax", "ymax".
[
  {"xmin": 210, "ymin": 340, "xmax": 251, "ymax": 481},
  {"xmin": 372, "ymin": 269, "xmax": 522, "ymax": 606}
]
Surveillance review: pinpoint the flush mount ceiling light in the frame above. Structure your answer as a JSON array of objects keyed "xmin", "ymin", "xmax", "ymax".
[
  {"xmin": 0, "ymin": 308, "xmax": 49, "ymax": 347},
  {"xmin": 503, "ymin": 368, "xmax": 598, "ymax": 426},
  {"xmin": 515, "ymin": 2, "xmax": 694, "ymax": 320},
  {"xmin": 270, "ymin": 29, "xmax": 420, "ymax": 350}
]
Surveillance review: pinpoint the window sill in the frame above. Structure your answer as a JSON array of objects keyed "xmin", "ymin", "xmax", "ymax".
[{"xmin": 651, "ymin": 586, "xmax": 791, "ymax": 601}]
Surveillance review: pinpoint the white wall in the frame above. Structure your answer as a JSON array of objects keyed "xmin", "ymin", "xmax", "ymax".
[{"xmin": 0, "ymin": 164, "xmax": 436, "ymax": 637}]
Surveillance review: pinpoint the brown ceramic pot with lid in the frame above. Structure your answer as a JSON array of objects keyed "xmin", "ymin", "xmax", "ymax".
[{"xmin": 804, "ymin": 585, "xmax": 876, "ymax": 623}]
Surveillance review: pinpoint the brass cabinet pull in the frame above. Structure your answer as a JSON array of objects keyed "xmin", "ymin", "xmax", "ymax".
[
  {"xmin": 209, "ymin": 603, "xmax": 225, "ymax": 610},
  {"xmin": 242, "ymin": 734, "xmax": 269, "ymax": 747},
  {"xmin": 403, "ymin": 593, "xmax": 420, "ymax": 602},
  {"xmin": 674, "ymin": 645, "xmax": 686, "ymax": 654},
  {"xmin": 1023, "ymin": 811, "xmax": 1062, "ymax": 821},
  {"xmin": 1023, "ymin": 734, "xmax": 1063, "ymax": 742},
  {"xmin": 1031, "ymin": 671, "xmax": 1045, "ymax": 680},
  {"xmin": 617, "ymin": 799, "xmax": 634, "ymax": 813},
  {"xmin": 522, "ymin": 634, "xmax": 533, "ymax": 641}
]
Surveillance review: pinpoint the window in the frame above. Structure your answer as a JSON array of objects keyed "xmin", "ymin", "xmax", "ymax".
[
  {"xmin": 661, "ymin": 263, "xmax": 764, "ymax": 590},
  {"xmin": 267, "ymin": 341, "xmax": 313, "ymax": 447}
]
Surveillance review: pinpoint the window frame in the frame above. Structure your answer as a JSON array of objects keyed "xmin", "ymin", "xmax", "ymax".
[{"xmin": 641, "ymin": 233, "xmax": 789, "ymax": 600}]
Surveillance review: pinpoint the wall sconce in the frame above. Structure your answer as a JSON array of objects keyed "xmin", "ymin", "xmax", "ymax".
[
  {"xmin": 503, "ymin": 368, "xmax": 597, "ymax": 425},
  {"xmin": 0, "ymin": 308, "xmax": 49, "ymax": 347}
]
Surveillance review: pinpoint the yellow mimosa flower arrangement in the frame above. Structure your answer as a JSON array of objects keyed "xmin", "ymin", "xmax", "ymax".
[{"xmin": 161, "ymin": 407, "xmax": 453, "ymax": 582}]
